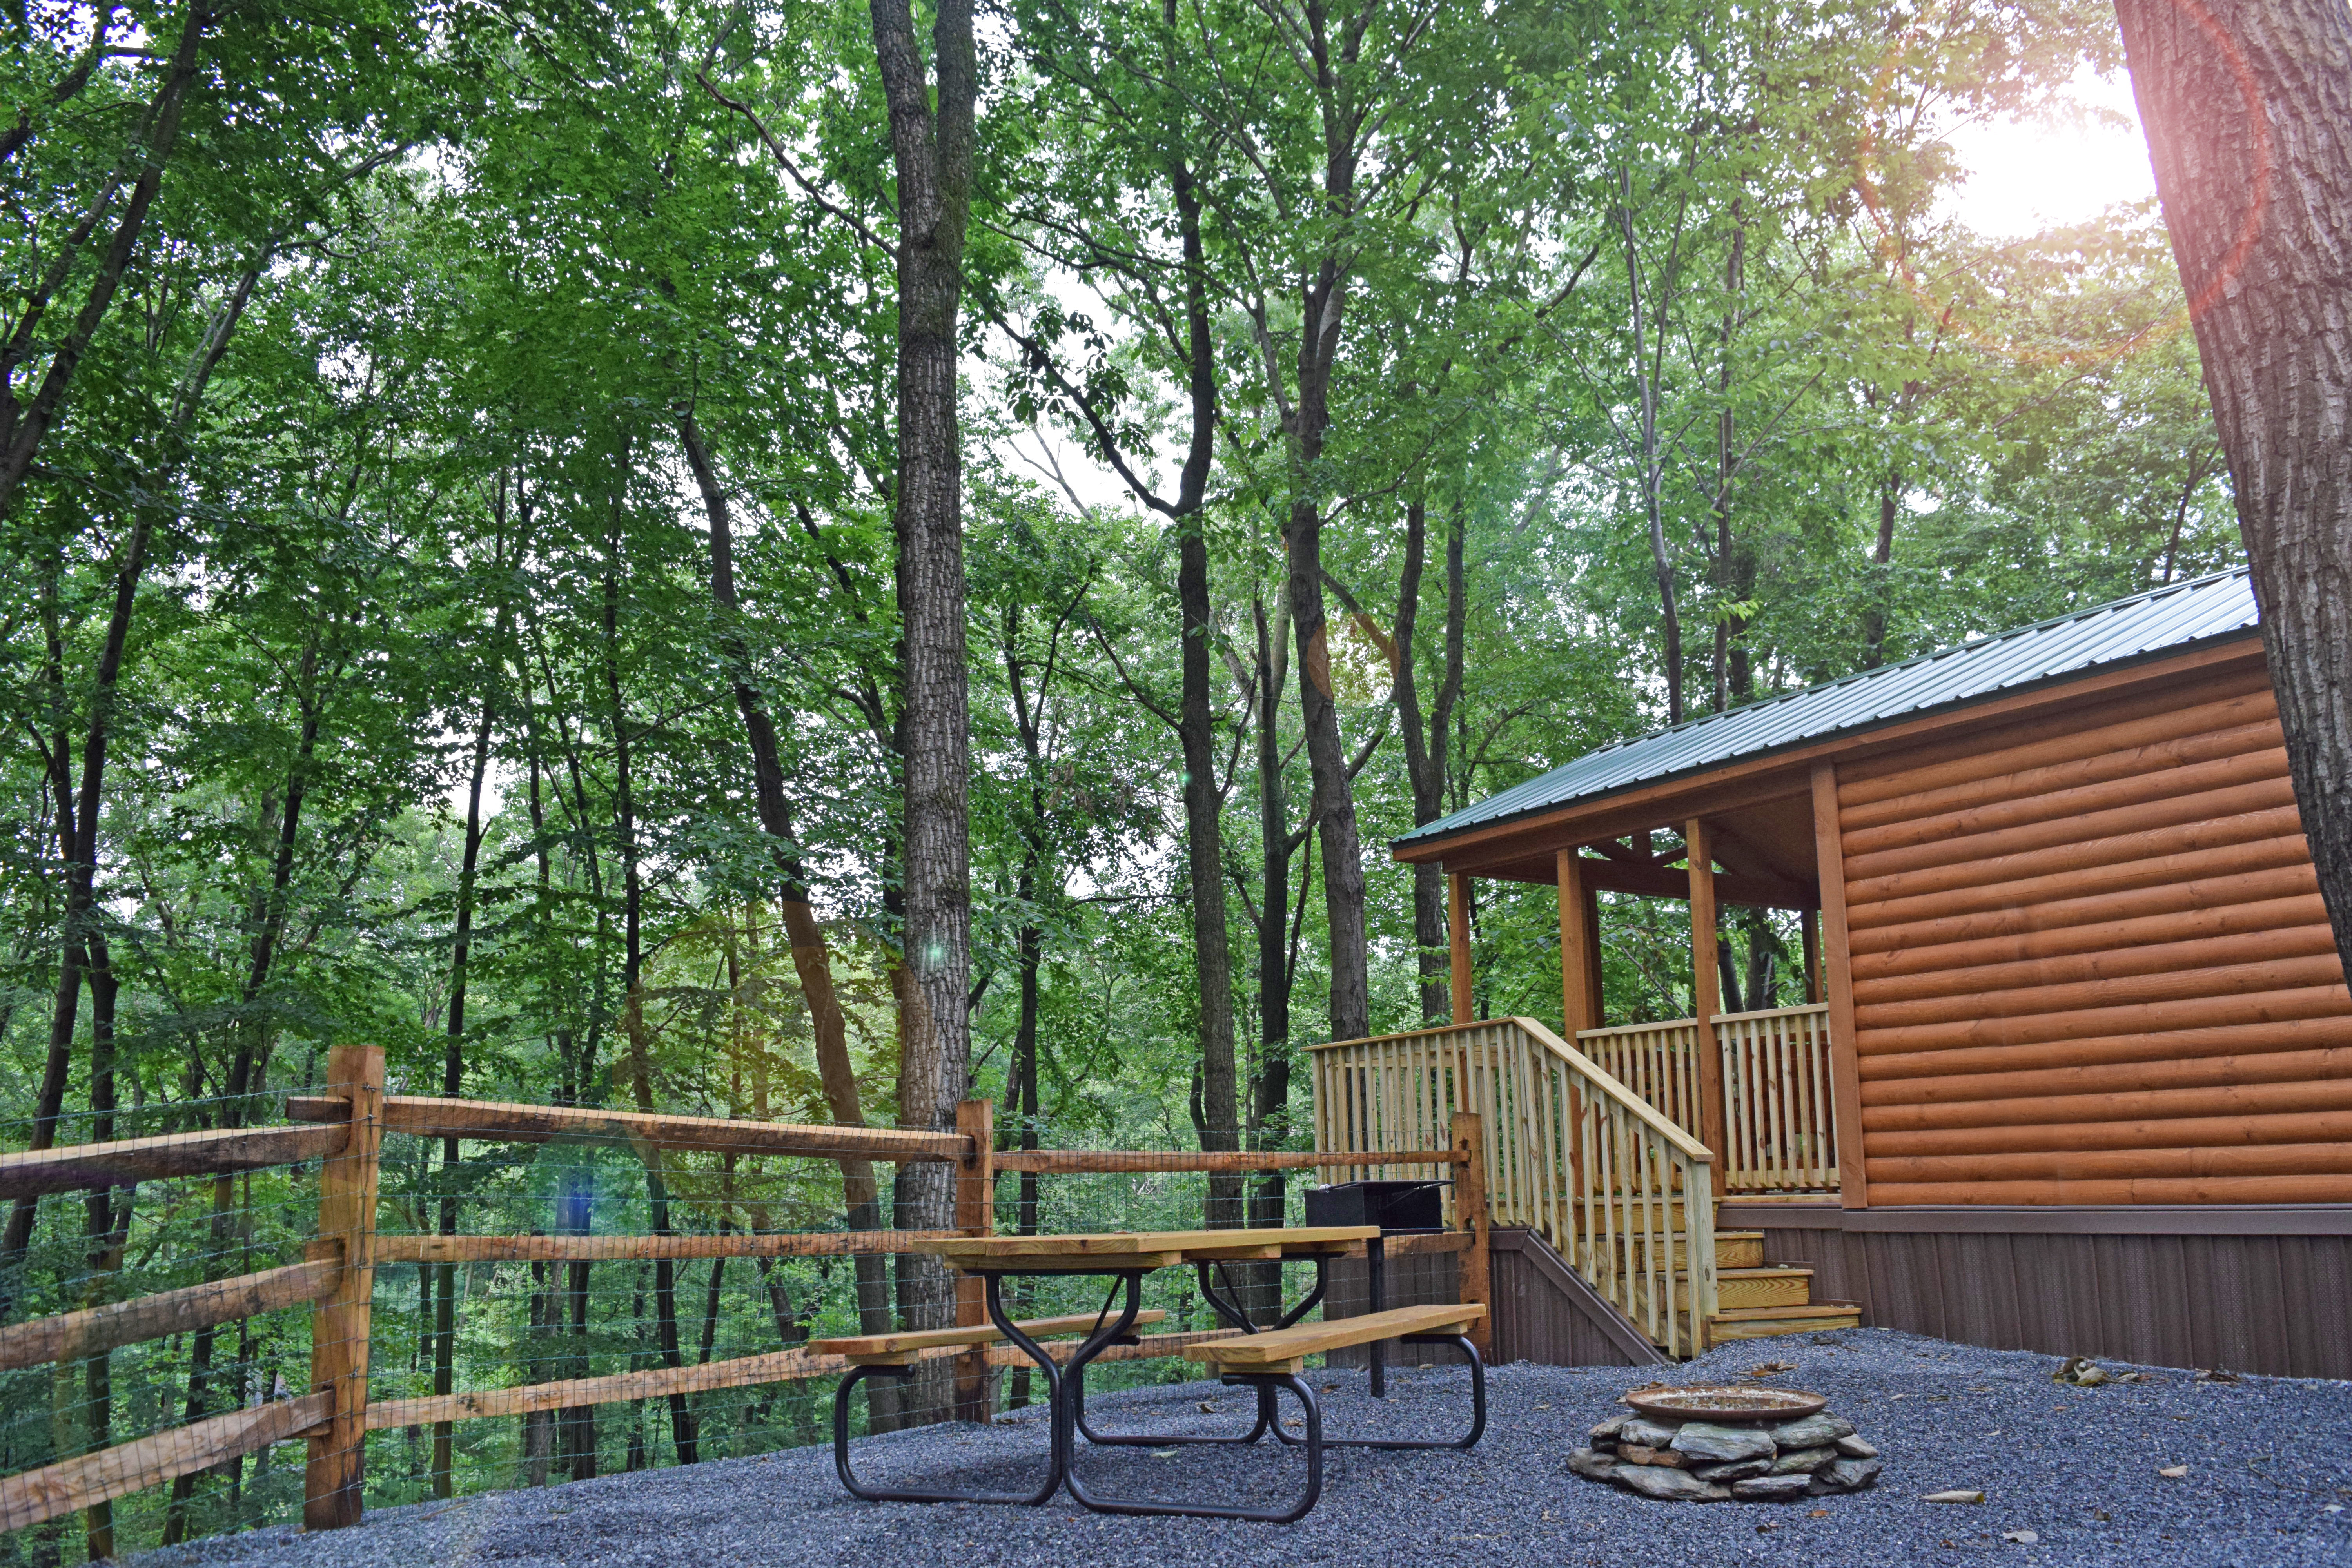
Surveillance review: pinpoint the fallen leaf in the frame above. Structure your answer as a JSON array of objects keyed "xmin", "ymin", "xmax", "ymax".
[
  {"xmin": 2194, "ymin": 1367, "xmax": 2240, "ymax": 1383},
  {"xmin": 1149, "ymin": 1448, "xmax": 1179, "ymax": 1459},
  {"xmin": 1809, "ymin": 1508, "xmax": 1831, "ymax": 1518},
  {"xmin": 2052, "ymin": 1405, "xmax": 2070, "ymax": 1414},
  {"xmin": 1535, "ymin": 1402, "xmax": 1552, "ymax": 1410},
  {"xmin": 1748, "ymin": 1359, "xmax": 1797, "ymax": 1376},
  {"xmin": 1924, "ymin": 1490, "xmax": 1987, "ymax": 1504},
  {"xmin": 2159, "ymin": 1464, "xmax": 2189, "ymax": 1479},
  {"xmin": 2004, "ymin": 1530, "xmax": 2040, "ymax": 1545}
]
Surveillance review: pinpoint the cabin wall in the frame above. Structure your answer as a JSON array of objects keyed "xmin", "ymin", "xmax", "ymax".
[
  {"xmin": 1726, "ymin": 1205, "xmax": 2352, "ymax": 1379},
  {"xmin": 1833, "ymin": 662, "xmax": 2352, "ymax": 1205}
]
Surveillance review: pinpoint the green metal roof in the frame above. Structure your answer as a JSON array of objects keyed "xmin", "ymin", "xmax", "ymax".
[{"xmin": 1397, "ymin": 568, "xmax": 2261, "ymax": 851}]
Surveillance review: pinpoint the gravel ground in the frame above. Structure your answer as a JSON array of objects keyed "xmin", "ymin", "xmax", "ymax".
[{"xmin": 132, "ymin": 1328, "xmax": 2352, "ymax": 1568}]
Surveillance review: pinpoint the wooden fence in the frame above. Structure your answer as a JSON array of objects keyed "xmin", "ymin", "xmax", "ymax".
[{"xmin": 0, "ymin": 1044, "xmax": 1481, "ymax": 1536}]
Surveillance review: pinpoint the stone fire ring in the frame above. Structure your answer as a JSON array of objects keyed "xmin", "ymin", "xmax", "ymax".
[{"xmin": 1622, "ymin": 1386, "xmax": 1828, "ymax": 1423}]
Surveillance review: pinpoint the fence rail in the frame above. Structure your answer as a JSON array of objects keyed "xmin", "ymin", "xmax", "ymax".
[{"xmin": 0, "ymin": 1047, "xmax": 1487, "ymax": 1540}]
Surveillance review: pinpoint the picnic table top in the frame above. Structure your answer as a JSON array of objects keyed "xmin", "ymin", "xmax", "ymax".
[{"xmin": 907, "ymin": 1226, "xmax": 1380, "ymax": 1272}]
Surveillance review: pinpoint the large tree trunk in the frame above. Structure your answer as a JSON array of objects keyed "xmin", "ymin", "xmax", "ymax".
[
  {"xmin": 869, "ymin": 0, "xmax": 976, "ymax": 1386},
  {"xmin": 1163, "ymin": 154, "xmax": 1240, "ymax": 1225},
  {"xmin": 2114, "ymin": 0, "xmax": 2352, "ymax": 974}
]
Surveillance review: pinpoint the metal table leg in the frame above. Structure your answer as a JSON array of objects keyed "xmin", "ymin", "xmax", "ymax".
[
  {"xmin": 1367, "ymin": 1234, "xmax": 1386, "ymax": 1398},
  {"xmin": 831, "ymin": 1272, "xmax": 1062, "ymax": 1506},
  {"xmin": 1069, "ymin": 1271, "xmax": 1276, "ymax": 1449}
]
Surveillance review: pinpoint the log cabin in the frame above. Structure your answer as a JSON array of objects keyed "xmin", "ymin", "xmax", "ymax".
[{"xmin": 1310, "ymin": 568, "xmax": 2352, "ymax": 1377}]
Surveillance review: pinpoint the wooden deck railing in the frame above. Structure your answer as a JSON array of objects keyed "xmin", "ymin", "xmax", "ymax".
[
  {"xmin": 1577, "ymin": 1003, "xmax": 1838, "ymax": 1197},
  {"xmin": 1308, "ymin": 1017, "xmax": 1716, "ymax": 1358},
  {"xmin": 0, "ymin": 1044, "xmax": 1483, "ymax": 1538}
]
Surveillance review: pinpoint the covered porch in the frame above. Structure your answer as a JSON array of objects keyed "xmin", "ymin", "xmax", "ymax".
[{"xmin": 1435, "ymin": 790, "xmax": 1847, "ymax": 1205}]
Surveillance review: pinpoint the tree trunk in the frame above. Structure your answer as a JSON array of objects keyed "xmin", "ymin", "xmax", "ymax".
[
  {"xmin": 869, "ymin": 0, "xmax": 977, "ymax": 1377},
  {"xmin": 1285, "ymin": 232, "xmax": 1370, "ymax": 1046},
  {"xmin": 1862, "ymin": 470, "xmax": 1901, "ymax": 668},
  {"xmin": 0, "ymin": 0, "xmax": 211, "ymax": 511},
  {"xmin": 4, "ymin": 516, "xmax": 149, "ymax": 1277},
  {"xmin": 431, "ymin": 633, "xmax": 494, "ymax": 1499},
  {"xmin": 78, "ymin": 931, "xmax": 124, "ymax": 1562},
  {"xmin": 1396, "ymin": 501, "xmax": 1467, "ymax": 1025},
  {"xmin": 2114, "ymin": 0, "xmax": 2352, "ymax": 976},
  {"xmin": 675, "ymin": 411, "xmax": 886, "ymax": 1266}
]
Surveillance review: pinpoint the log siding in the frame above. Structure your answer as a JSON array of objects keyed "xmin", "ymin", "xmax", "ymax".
[{"xmin": 1838, "ymin": 667, "xmax": 2352, "ymax": 1205}]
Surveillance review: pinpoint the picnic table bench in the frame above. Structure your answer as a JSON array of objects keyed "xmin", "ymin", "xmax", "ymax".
[{"xmin": 822, "ymin": 1227, "xmax": 1488, "ymax": 1522}]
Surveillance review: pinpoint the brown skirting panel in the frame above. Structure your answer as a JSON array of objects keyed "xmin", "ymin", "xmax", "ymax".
[
  {"xmin": 1318, "ymin": 1230, "xmax": 1665, "ymax": 1368},
  {"xmin": 1724, "ymin": 1204, "xmax": 2352, "ymax": 1379}
]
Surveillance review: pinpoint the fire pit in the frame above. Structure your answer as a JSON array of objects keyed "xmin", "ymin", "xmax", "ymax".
[
  {"xmin": 1621, "ymin": 1386, "xmax": 1827, "ymax": 1423},
  {"xmin": 1569, "ymin": 1383, "xmax": 1882, "ymax": 1503}
]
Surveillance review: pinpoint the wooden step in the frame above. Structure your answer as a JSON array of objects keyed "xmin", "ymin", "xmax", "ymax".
[
  {"xmin": 1716, "ymin": 1266, "xmax": 1813, "ymax": 1310},
  {"xmin": 1702, "ymin": 1301, "xmax": 1862, "ymax": 1345},
  {"xmin": 1716, "ymin": 1231, "xmax": 1763, "ymax": 1268},
  {"xmin": 1632, "ymin": 1265, "xmax": 1814, "ymax": 1318}
]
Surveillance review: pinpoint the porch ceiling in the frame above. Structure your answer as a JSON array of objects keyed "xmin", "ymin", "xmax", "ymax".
[{"xmin": 1467, "ymin": 792, "xmax": 1822, "ymax": 911}]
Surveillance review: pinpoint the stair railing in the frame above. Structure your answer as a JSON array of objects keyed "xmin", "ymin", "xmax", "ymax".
[
  {"xmin": 1577, "ymin": 1004, "xmax": 1838, "ymax": 1197},
  {"xmin": 1711, "ymin": 1004, "xmax": 1838, "ymax": 1194},
  {"xmin": 1308, "ymin": 1017, "xmax": 1717, "ymax": 1357}
]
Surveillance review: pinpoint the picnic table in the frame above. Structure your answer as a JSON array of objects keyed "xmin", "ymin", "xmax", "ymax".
[{"xmin": 814, "ymin": 1227, "xmax": 1487, "ymax": 1523}]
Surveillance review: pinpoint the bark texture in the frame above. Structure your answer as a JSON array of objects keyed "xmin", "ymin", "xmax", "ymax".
[
  {"xmin": 2114, "ymin": 0, "xmax": 2352, "ymax": 973},
  {"xmin": 869, "ymin": 0, "xmax": 976, "ymax": 1352}
]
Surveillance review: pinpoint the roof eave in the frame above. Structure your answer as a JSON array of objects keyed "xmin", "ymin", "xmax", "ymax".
[{"xmin": 1391, "ymin": 627, "xmax": 2269, "ymax": 867}]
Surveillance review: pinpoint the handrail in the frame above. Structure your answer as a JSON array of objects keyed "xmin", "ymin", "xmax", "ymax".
[
  {"xmin": 1711, "ymin": 1003, "xmax": 1832, "ymax": 1025},
  {"xmin": 285, "ymin": 1094, "xmax": 972, "ymax": 1162},
  {"xmin": 1502, "ymin": 1017, "xmax": 1716, "ymax": 1165},
  {"xmin": 1579, "ymin": 1004, "xmax": 1838, "ymax": 1196},
  {"xmin": 1311, "ymin": 1016, "xmax": 1716, "ymax": 1358}
]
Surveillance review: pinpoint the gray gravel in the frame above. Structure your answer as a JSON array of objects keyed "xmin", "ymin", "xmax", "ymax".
[{"xmin": 132, "ymin": 1329, "xmax": 2352, "ymax": 1568}]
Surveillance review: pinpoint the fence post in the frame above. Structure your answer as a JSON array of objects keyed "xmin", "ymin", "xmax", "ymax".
[
  {"xmin": 1450, "ymin": 1110, "xmax": 1491, "ymax": 1356},
  {"xmin": 303, "ymin": 1045, "xmax": 383, "ymax": 1530},
  {"xmin": 951, "ymin": 1097, "xmax": 995, "ymax": 1423}
]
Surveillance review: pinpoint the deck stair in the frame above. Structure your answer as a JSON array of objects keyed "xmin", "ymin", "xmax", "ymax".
[
  {"xmin": 1624, "ymin": 1229, "xmax": 1859, "ymax": 1347},
  {"xmin": 1695, "ymin": 1229, "xmax": 1860, "ymax": 1346},
  {"xmin": 1310, "ymin": 1018, "xmax": 1860, "ymax": 1362}
]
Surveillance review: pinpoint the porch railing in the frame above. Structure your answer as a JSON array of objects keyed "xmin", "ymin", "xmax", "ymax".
[
  {"xmin": 1576, "ymin": 1002, "xmax": 1838, "ymax": 1197},
  {"xmin": 1308, "ymin": 1018, "xmax": 1716, "ymax": 1357}
]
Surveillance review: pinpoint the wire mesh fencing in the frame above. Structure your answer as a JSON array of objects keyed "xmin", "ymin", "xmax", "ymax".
[{"xmin": 0, "ymin": 1078, "xmax": 1475, "ymax": 1563}]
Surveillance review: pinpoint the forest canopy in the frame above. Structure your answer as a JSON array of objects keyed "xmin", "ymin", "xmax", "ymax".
[{"xmin": 0, "ymin": 0, "xmax": 2240, "ymax": 1352}]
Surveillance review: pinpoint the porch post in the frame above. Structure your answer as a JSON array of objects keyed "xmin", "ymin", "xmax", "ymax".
[
  {"xmin": 1685, "ymin": 819, "xmax": 1729, "ymax": 1199},
  {"xmin": 1801, "ymin": 909, "xmax": 1822, "ymax": 1004},
  {"xmin": 1809, "ymin": 763, "xmax": 1870, "ymax": 1206},
  {"xmin": 1447, "ymin": 871, "xmax": 1474, "ymax": 1025},
  {"xmin": 1555, "ymin": 850, "xmax": 1597, "ymax": 1038}
]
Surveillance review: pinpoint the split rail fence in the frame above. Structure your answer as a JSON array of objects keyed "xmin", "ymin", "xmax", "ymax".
[{"xmin": 0, "ymin": 1045, "xmax": 1484, "ymax": 1537}]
